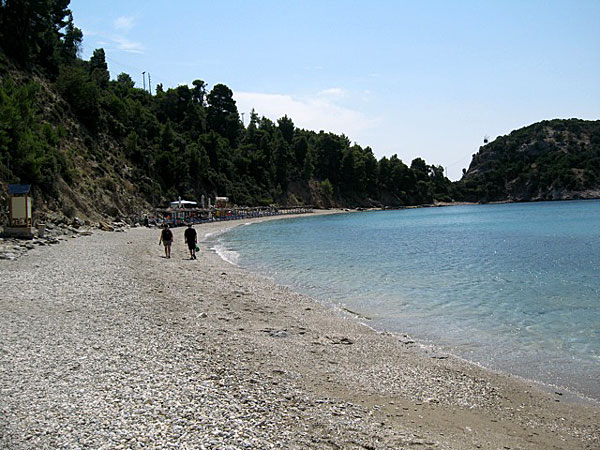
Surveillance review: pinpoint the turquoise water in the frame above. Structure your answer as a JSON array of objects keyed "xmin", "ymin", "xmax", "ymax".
[{"xmin": 209, "ymin": 201, "xmax": 600, "ymax": 400}]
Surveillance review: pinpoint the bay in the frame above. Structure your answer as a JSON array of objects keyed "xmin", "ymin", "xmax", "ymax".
[{"xmin": 209, "ymin": 200, "xmax": 600, "ymax": 400}]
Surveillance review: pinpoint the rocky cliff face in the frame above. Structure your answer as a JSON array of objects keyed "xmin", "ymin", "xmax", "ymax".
[{"xmin": 460, "ymin": 119, "xmax": 600, "ymax": 202}]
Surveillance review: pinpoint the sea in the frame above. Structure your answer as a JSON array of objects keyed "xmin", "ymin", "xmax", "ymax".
[{"xmin": 206, "ymin": 200, "xmax": 600, "ymax": 401}]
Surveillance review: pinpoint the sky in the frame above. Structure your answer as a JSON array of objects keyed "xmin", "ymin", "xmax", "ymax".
[{"xmin": 69, "ymin": 0, "xmax": 599, "ymax": 180}]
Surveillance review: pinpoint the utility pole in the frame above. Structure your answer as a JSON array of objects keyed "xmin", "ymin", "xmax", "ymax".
[
  {"xmin": 241, "ymin": 112, "xmax": 245, "ymax": 126},
  {"xmin": 148, "ymin": 73, "xmax": 152, "ymax": 95},
  {"xmin": 142, "ymin": 71, "xmax": 146, "ymax": 91}
]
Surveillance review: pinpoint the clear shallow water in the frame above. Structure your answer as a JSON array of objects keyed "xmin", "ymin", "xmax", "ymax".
[{"xmin": 209, "ymin": 201, "xmax": 600, "ymax": 400}]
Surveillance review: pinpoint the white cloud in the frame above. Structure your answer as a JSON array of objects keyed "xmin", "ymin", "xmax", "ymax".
[
  {"xmin": 234, "ymin": 90, "xmax": 378, "ymax": 139},
  {"xmin": 318, "ymin": 87, "xmax": 346, "ymax": 98},
  {"xmin": 114, "ymin": 16, "xmax": 135, "ymax": 31},
  {"xmin": 112, "ymin": 36, "xmax": 144, "ymax": 54}
]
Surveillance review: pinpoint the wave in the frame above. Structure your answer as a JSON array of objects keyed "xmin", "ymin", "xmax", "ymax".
[
  {"xmin": 202, "ymin": 222, "xmax": 254, "ymax": 242},
  {"xmin": 211, "ymin": 242, "xmax": 240, "ymax": 266}
]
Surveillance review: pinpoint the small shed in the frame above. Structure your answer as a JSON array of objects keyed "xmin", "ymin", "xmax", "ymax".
[
  {"xmin": 8, "ymin": 184, "xmax": 33, "ymax": 227},
  {"xmin": 3, "ymin": 184, "xmax": 34, "ymax": 238}
]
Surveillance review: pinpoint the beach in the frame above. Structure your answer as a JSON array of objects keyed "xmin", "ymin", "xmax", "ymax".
[{"xmin": 1, "ymin": 212, "xmax": 598, "ymax": 449}]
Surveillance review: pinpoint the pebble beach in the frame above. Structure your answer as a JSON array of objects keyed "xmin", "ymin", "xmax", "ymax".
[{"xmin": 1, "ymin": 212, "xmax": 599, "ymax": 449}]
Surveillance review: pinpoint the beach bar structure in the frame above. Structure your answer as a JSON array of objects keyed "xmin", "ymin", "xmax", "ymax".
[
  {"xmin": 214, "ymin": 196, "xmax": 229, "ymax": 218},
  {"xmin": 156, "ymin": 196, "xmax": 313, "ymax": 227},
  {"xmin": 160, "ymin": 198, "xmax": 201, "ymax": 226},
  {"xmin": 169, "ymin": 198, "xmax": 197, "ymax": 209},
  {"xmin": 3, "ymin": 184, "xmax": 35, "ymax": 239}
]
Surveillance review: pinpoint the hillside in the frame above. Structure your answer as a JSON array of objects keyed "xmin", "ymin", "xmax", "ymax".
[
  {"xmin": 0, "ymin": 1, "xmax": 455, "ymax": 225},
  {"xmin": 457, "ymin": 119, "xmax": 600, "ymax": 203},
  {"xmin": 0, "ymin": 61, "xmax": 153, "ymax": 225},
  {"xmin": 0, "ymin": 56, "xmax": 454, "ymax": 225},
  {"xmin": 2, "ymin": 2, "xmax": 599, "ymax": 226}
]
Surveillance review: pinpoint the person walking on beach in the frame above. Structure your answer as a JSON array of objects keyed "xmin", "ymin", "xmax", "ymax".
[
  {"xmin": 159, "ymin": 224, "xmax": 173, "ymax": 258},
  {"xmin": 184, "ymin": 223, "xmax": 197, "ymax": 260}
]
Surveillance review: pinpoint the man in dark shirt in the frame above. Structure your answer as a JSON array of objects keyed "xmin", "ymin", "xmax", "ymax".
[
  {"xmin": 184, "ymin": 223, "xmax": 197, "ymax": 260},
  {"xmin": 159, "ymin": 224, "xmax": 173, "ymax": 259}
]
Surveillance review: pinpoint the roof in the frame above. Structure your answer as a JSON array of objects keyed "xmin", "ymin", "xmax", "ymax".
[
  {"xmin": 8, "ymin": 184, "xmax": 31, "ymax": 195},
  {"xmin": 169, "ymin": 199, "xmax": 198, "ymax": 207}
]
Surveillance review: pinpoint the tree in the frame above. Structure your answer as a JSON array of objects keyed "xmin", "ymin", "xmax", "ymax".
[
  {"xmin": 277, "ymin": 115, "xmax": 295, "ymax": 144},
  {"xmin": 89, "ymin": 48, "xmax": 109, "ymax": 88},
  {"xmin": 273, "ymin": 133, "xmax": 290, "ymax": 191},
  {"xmin": 340, "ymin": 147, "xmax": 357, "ymax": 192},
  {"xmin": 207, "ymin": 83, "xmax": 241, "ymax": 145},
  {"xmin": 410, "ymin": 157, "xmax": 429, "ymax": 181},
  {"xmin": 191, "ymin": 79, "xmax": 207, "ymax": 105},
  {"xmin": 187, "ymin": 142, "xmax": 210, "ymax": 185},
  {"xmin": 198, "ymin": 131, "xmax": 229, "ymax": 171},
  {"xmin": 362, "ymin": 147, "xmax": 379, "ymax": 197},
  {"xmin": 320, "ymin": 179, "xmax": 334, "ymax": 199},
  {"xmin": 56, "ymin": 63, "xmax": 100, "ymax": 131},
  {"xmin": 2, "ymin": 0, "xmax": 509, "ymax": 211},
  {"xmin": 314, "ymin": 132, "xmax": 347, "ymax": 184},
  {"xmin": 0, "ymin": 79, "xmax": 65, "ymax": 191},
  {"xmin": 124, "ymin": 131, "xmax": 139, "ymax": 158},
  {"xmin": 59, "ymin": 12, "xmax": 82, "ymax": 61},
  {"xmin": 116, "ymin": 72, "xmax": 135, "ymax": 89},
  {"xmin": 160, "ymin": 120, "xmax": 175, "ymax": 152},
  {"xmin": 244, "ymin": 109, "xmax": 260, "ymax": 144},
  {"xmin": 303, "ymin": 148, "xmax": 315, "ymax": 180},
  {"xmin": 0, "ymin": 0, "xmax": 81, "ymax": 74}
]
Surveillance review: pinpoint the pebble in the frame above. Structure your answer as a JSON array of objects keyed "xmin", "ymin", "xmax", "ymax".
[
  {"xmin": 1, "ymin": 223, "xmax": 597, "ymax": 449},
  {"xmin": 0, "ymin": 220, "xmax": 130, "ymax": 261}
]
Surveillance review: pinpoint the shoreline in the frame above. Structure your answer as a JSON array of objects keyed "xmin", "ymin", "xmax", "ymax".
[
  {"xmin": 207, "ymin": 210, "xmax": 600, "ymax": 406},
  {"xmin": 194, "ymin": 213, "xmax": 600, "ymax": 447},
  {"xmin": 1, "ymin": 212, "xmax": 599, "ymax": 448},
  {"xmin": 337, "ymin": 301, "xmax": 599, "ymax": 408}
]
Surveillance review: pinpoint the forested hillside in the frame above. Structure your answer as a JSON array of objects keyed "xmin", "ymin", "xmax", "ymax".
[
  {"xmin": 0, "ymin": 0, "xmax": 455, "ymax": 224},
  {"xmin": 2, "ymin": 2, "xmax": 598, "ymax": 226},
  {"xmin": 458, "ymin": 119, "xmax": 600, "ymax": 202}
]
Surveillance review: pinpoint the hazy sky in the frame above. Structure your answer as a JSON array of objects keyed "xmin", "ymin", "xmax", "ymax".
[{"xmin": 70, "ymin": 0, "xmax": 599, "ymax": 180}]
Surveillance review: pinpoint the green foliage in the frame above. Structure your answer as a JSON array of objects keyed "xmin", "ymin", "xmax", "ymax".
[
  {"xmin": 89, "ymin": 49, "xmax": 109, "ymax": 88},
  {"xmin": 0, "ymin": 79, "xmax": 67, "ymax": 192},
  {"xmin": 0, "ymin": 0, "xmax": 521, "ymax": 211},
  {"xmin": 0, "ymin": 0, "xmax": 82, "ymax": 75},
  {"xmin": 56, "ymin": 63, "xmax": 100, "ymax": 131},
  {"xmin": 459, "ymin": 119, "xmax": 600, "ymax": 202},
  {"xmin": 277, "ymin": 115, "xmax": 295, "ymax": 144},
  {"xmin": 207, "ymin": 84, "xmax": 241, "ymax": 145},
  {"xmin": 320, "ymin": 179, "xmax": 334, "ymax": 198}
]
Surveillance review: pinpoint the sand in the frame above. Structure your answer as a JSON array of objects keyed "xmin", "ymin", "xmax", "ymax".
[{"xmin": 1, "ymin": 211, "xmax": 598, "ymax": 449}]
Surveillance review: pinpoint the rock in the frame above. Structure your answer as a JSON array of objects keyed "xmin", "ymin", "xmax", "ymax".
[
  {"xmin": 328, "ymin": 336, "xmax": 354, "ymax": 345},
  {"xmin": 99, "ymin": 222, "xmax": 114, "ymax": 232},
  {"xmin": 269, "ymin": 330, "xmax": 289, "ymax": 338}
]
